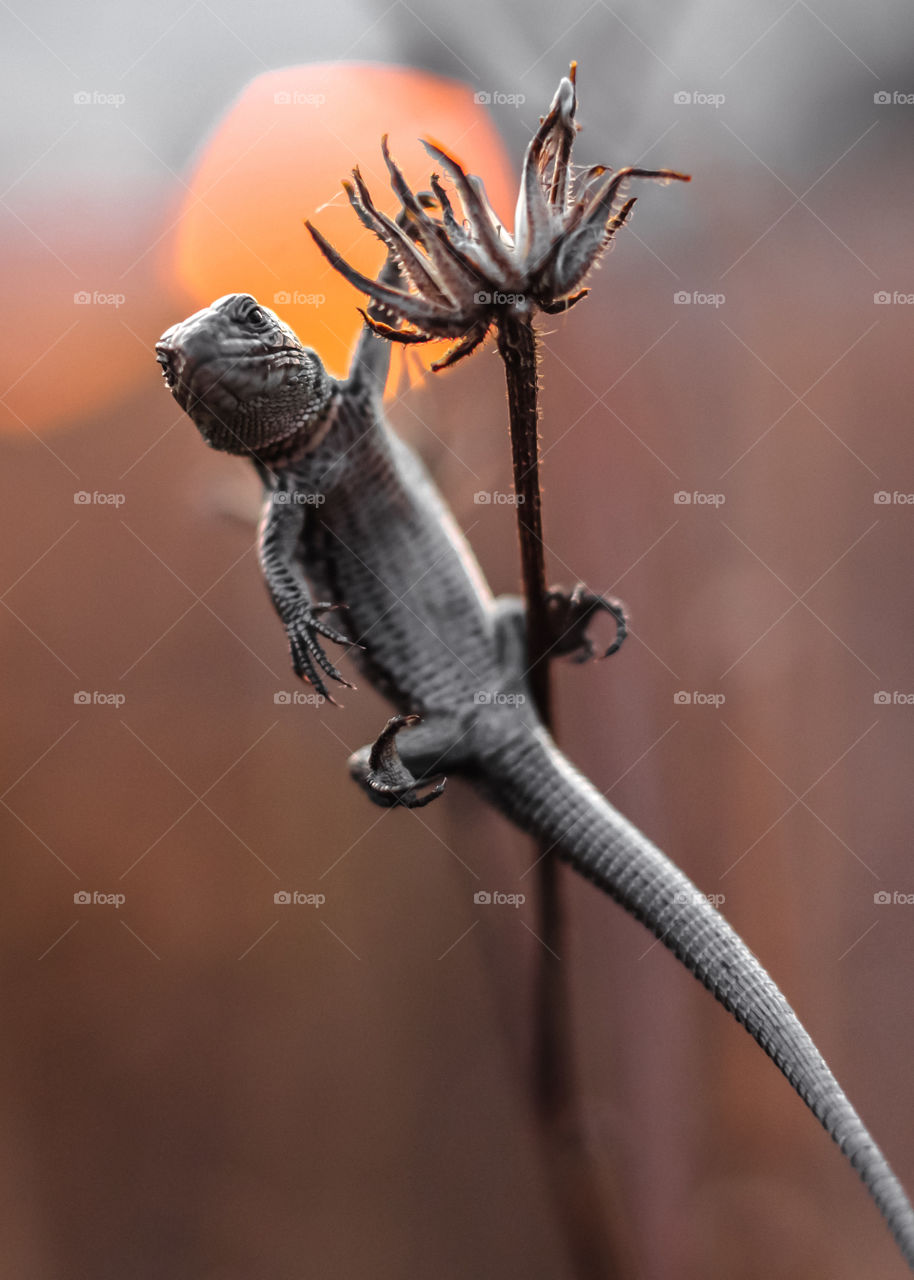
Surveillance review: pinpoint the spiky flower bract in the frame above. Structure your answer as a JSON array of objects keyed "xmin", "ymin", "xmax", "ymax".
[{"xmin": 306, "ymin": 64, "xmax": 689, "ymax": 369}]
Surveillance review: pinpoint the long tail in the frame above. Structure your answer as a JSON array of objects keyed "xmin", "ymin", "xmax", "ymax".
[{"xmin": 478, "ymin": 722, "xmax": 914, "ymax": 1268}]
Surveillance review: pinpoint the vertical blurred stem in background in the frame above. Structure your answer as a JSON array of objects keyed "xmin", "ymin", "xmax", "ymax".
[{"xmin": 496, "ymin": 310, "xmax": 628, "ymax": 1278}]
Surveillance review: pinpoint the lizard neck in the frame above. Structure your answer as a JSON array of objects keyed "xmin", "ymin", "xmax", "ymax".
[
  {"xmin": 280, "ymin": 382, "xmax": 387, "ymax": 492},
  {"xmin": 250, "ymin": 384, "xmax": 342, "ymax": 466}
]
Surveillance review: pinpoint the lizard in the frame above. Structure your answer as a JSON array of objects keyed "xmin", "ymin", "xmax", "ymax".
[{"xmin": 155, "ymin": 266, "xmax": 914, "ymax": 1269}]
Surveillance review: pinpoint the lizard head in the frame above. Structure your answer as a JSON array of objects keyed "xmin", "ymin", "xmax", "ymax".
[{"xmin": 155, "ymin": 295, "xmax": 335, "ymax": 458}]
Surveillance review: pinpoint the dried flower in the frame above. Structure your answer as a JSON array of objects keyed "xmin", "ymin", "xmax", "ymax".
[{"xmin": 305, "ymin": 63, "xmax": 689, "ymax": 369}]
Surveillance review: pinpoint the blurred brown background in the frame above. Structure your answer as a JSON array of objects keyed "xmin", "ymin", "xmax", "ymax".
[{"xmin": 1, "ymin": 1, "xmax": 913, "ymax": 1276}]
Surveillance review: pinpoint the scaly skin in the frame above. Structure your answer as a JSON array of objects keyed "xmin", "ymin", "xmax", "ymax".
[{"xmin": 156, "ymin": 273, "xmax": 914, "ymax": 1270}]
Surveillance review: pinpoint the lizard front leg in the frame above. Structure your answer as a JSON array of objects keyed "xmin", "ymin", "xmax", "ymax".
[{"xmin": 258, "ymin": 478, "xmax": 353, "ymax": 702}]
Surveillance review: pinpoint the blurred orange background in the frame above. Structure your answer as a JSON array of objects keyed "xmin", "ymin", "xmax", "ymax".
[{"xmin": 2, "ymin": 5, "xmax": 913, "ymax": 1277}]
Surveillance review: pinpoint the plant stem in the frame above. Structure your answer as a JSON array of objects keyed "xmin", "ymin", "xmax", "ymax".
[
  {"xmin": 496, "ymin": 310, "xmax": 624, "ymax": 1277},
  {"xmin": 495, "ymin": 310, "xmax": 559, "ymax": 1100},
  {"xmin": 495, "ymin": 310, "xmax": 561, "ymax": 1112},
  {"xmin": 495, "ymin": 313, "xmax": 552, "ymax": 723}
]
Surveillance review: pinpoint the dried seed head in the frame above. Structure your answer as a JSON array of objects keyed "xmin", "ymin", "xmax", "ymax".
[{"xmin": 306, "ymin": 64, "xmax": 690, "ymax": 370}]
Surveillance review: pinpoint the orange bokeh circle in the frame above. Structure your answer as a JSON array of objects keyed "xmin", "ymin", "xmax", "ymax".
[{"xmin": 171, "ymin": 62, "xmax": 516, "ymax": 381}]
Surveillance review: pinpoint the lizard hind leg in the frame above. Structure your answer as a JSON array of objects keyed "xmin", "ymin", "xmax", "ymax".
[
  {"xmin": 348, "ymin": 713, "xmax": 454, "ymax": 809},
  {"xmin": 492, "ymin": 586, "xmax": 627, "ymax": 675},
  {"xmin": 544, "ymin": 583, "xmax": 627, "ymax": 662}
]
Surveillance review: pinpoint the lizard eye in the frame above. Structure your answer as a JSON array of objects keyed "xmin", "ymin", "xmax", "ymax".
[{"xmin": 234, "ymin": 296, "xmax": 269, "ymax": 327}]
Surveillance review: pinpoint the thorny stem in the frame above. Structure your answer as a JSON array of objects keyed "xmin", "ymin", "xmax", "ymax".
[
  {"xmin": 496, "ymin": 310, "xmax": 625, "ymax": 1278},
  {"xmin": 495, "ymin": 313, "xmax": 552, "ymax": 722},
  {"xmin": 495, "ymin": 311, "xmax": 559, "ymax": 1128}
]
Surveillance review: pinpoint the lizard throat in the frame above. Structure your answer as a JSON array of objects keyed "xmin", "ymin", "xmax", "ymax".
[{"xmin": 251, "ymin": 388, "xmax": 341, "ymax": 465}]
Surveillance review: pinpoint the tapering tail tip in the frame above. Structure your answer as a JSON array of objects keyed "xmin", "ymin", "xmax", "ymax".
[{"xmin": 480, "ymin": 723, "xmax": 914, "ymax": 1270}]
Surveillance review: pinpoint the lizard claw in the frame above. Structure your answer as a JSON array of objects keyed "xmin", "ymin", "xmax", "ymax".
[
  {"xmin": 280, "ymin": 600, "xmax": 355, "ymax": 700},
  {"xmin": 545, "ymin": 583, "xmax": 627, "ymax": 662},
  {"xmin": 358, "ymin": 714, "xmax": 447, "ymax": 809},
  {"xmin": 311, "ymin": 602, "xmax": 365, "ymax": 650}
]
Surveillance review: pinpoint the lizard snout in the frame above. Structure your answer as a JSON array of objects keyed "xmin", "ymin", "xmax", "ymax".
[{"xmin": 154, "ymin": 341, "xmax": 181, "ymax": 388}]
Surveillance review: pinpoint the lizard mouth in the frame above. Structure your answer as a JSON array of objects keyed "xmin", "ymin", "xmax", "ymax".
[
  {"xmin": 155, "ymin": 345, "xmax": 307, "ymax": 415},
  {"xmin": 154, "ymin": 348, "xmax": 235, "ymax": 417}
]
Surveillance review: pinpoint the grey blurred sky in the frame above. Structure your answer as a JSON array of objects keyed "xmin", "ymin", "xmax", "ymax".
[{"xmin": 4, "ymin": 0, "xmax": 913, "ymax": 202}]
